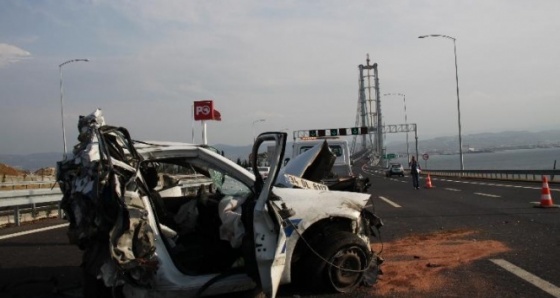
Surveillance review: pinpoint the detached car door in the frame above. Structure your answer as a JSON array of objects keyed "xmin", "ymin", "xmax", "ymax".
[{"xmin": 251, "ymin": 132, "xmax": 289, "ymax": 298}]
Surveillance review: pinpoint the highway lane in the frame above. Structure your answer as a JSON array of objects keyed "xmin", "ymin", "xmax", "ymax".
[
  {"xmin": 1, "ymin": 167, "xmax": 560, "ymax": 297},
  {"xmin": 359, "ymin": 163, "xmax": 560, "ymax": 297},
  {"xmin": 0, "ymin": 219, "xmax": 82, "ymax": 298}
]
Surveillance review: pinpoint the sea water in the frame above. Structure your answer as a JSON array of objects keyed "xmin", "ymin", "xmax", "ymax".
[{"xmin": 388, "ymin": 147, "xmax": 560, "ymax": 170}]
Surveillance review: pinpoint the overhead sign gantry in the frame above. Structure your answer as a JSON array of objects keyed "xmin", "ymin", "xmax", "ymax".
[
  {"xmin": 293, "ymin": 127, "xmax": 371, "ymax": 140},
  {"xmin": 293, "ymin": 123, "xmax": 420, "ymax": 161}
]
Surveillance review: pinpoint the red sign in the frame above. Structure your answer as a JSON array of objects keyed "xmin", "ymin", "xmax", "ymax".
[
  {"xmin": 422, "ymin": 153, "xmax": 429, "ymax": 160},
  {"xmin": 194, "ymin": 100, "xmax": 221, "ymax": 121}
]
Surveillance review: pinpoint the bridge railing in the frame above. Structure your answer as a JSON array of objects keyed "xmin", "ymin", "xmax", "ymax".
[{"xmin": 422, "ymin": 169, "xmax": 560, "ymax": 183}]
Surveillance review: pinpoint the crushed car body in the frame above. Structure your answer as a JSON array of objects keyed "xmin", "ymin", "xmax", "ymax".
[
  {"xmin": 57, "ymin": 109, "xmax": 383, "ymax": 297},
  {"xmin": 282, "ymin": 140, "xmax": 371, "ymax": 193}
]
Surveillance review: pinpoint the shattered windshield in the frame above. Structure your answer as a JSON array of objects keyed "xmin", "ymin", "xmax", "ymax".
[
  {"xmin": 149, "ymin": 158, "xmax": 251, "ymax": 198},
  {"xmin": 218, "ymin": 175, "xmax": 251, "ymax": 197},
  {"xmin": 208, "ymin": 167, "xmax": 251, "ymax": 197}
]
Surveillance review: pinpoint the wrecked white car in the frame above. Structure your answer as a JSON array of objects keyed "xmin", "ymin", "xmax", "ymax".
[
  {"xmin": 288, "ymin": 137, "xmax": 371, "ymax": 193},
  {"xmin": 57, "ymin": 110, "xmax": 383, "ymax": 297}
]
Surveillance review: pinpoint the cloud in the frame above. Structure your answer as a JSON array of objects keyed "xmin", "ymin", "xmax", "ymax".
[
  {"xmin": 2, "ymin": 0, "xmax": 560, "ymax": 154},
  {"xmin": 0, "ymin": 43, "xmax": 31, "ymax": 67}
]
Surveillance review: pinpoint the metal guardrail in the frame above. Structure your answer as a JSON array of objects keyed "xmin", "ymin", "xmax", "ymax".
[
  {"xmin": 0, "ymin": 176, "xmax": 213, "ymax": 227},
  {"xmin": 422, "ymin": 169, "xmax": 560, "ymax": 183},
  {"xmin": 2, "ymin": 169, "xmax": 558, "ymax": 227},
  {"xmin": 0, "ymin": 180, "xmax": 58, "ymax": 190},
  {"xmin": 0, "ymin": 189, "xmax": 63, "ymax": 226},
  {"xmin": 0, "ymin": 189, "xmax": 62, "ymax": 207}
]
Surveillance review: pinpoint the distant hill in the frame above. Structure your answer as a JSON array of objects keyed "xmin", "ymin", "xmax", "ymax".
[
  {"xmin": 386, "ymin": 130, "xmax": 560, "ymax": 154},
  {"xmin": 0, "ymin": 146, "xmax": 273, "ymax": 172},
  {"xmin": 0, "ymin": 163, "xmax": 27, "ymax": 176},
  {"xmin": 212, "ymin": 144, "xmax": 252, "ymax": 161},
  {"xmin": 0, "ymin": 152, "xmax": 63, "ymax": 172},
  {"xmin": 213, "ymin": 142, "xmax": 294, "ymax": 162},
  {"xmin": 0, "ymin": 163, "xmax": 55, "ymax": 176},
  {"xmin": 2, "ymin": 130, "xmax": 559, "ymax": 171},
  {"xmin": 0, "ymin": 146, "xmax": 265, "ymax": 172}
]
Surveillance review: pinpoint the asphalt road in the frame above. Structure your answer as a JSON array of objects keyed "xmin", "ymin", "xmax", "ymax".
[
  {"xmin": 358, "ymin": 161, "xmax": 560, "ymax": 298},
  {"xmin": 0, "ymin": 219, "xmax": 82, "ymax": 298},
  {"xmin": 1, "ymin": 163, "xmax": 559, "ymax": 297}
]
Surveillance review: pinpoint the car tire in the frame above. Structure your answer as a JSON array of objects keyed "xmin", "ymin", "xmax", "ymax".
[{"xmin": 303, "ymin": 231, "xmax": 371, "ymax": 293}]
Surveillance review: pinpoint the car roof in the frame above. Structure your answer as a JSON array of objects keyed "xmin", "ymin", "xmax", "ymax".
[{"xmin": 132, "ymin": 140, "xmax": 255, "ymax": 186}]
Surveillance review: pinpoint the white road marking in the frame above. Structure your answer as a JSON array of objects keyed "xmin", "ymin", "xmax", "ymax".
[
  {"xmin": 0, "ymin": 223, "xmax": 69, "ymax": 240},
  {"xmin": 490, "ymin": 259, "xmax": 560, "ymax": 297},
  {"xmin": 433, "ymin": 177, "xmax": 557, "ymax": 192},
  {"xmin": 445, "ymin": 188, "xmax": 462, "ymax": 192},
  {"xmin": 378, "ymin": 196, "xmax": 402, "ymax": 208},
  {"xmin": 474, "ymin": 192, "xmax": 501, "ymax": 198}
]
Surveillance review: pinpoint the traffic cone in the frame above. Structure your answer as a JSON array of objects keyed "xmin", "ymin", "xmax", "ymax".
[
  {"xmin": 424, "ymin": 174, "xmax": 433, "ymax": 189},
  {"xmin": 532, "ymin": 176, "xmax": 559, "ymax": 208}
]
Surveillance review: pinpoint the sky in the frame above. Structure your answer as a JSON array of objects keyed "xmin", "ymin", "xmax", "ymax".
[{"xmin": 1, "ymin": 0, "xmax": 559, "ymax": 155}]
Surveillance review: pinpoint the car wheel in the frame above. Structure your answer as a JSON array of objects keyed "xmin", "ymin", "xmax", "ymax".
[{"xmin": 304, "ymin": 231, "xmax": 370, "ymax": 293}]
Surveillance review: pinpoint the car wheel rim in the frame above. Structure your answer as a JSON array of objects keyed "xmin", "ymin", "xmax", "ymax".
[{"xmin": 327, "ymin": 246, "xmax": 367, "ymax": 292}]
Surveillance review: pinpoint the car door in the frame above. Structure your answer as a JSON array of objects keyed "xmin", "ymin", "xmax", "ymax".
[{"xmin": 251, "ymin": 132, "xmax": 289, "ymax": 298}]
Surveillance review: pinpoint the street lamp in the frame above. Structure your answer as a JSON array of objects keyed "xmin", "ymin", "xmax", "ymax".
[
  {"xmin": 59, "ymin": 58, "xmax": 89, "ymax": 160},
  {"xmin": 383, "ymin": 93, "xmax": 409, "ymax": 162},
  {"xmin": 418, "ymin": 34, "xmax": 464, "ymax": 171},
  {"xmin": 252, "ymin": 119, "xmax": 266, "ymax": 142}
]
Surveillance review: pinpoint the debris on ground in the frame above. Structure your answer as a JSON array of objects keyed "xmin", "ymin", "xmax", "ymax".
[{"xmin": 371, "ymin": 229, "xmax": 510, "ymax": 296}]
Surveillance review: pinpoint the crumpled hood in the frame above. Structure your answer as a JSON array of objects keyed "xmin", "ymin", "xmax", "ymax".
[
  {"xmin": 271, "ymin": 187, "xmax": 372, "ymax": 225},
  {"xmin": 276, "ymin": 140, "xmax": 335, "ymax": 187}
]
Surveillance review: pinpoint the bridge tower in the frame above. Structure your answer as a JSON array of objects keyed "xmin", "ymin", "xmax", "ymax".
[{"xmin": 351, "ymin": 54, "xmax": 382, "ymax": 158}]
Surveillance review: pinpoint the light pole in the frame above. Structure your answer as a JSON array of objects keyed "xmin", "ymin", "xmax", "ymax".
[
  {"xmin": 418, "ymin": 34, "xmax": 464, "ymax": 171},
  {"xmin": 383, "ymin": 93, "xmax": 409, "ymax": 162},
  {"xmin": 59, "ymin": 58, "xmax": 89, "ymax": 160},
  {"xmin": 252, "ymin": 119, "xmax": 266, "ymax": 142}
]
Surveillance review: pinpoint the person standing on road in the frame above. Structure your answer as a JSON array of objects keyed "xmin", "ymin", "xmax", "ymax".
[{"xmin": 409, "ymin": 156, "xmax": 421, "ymax": 189}]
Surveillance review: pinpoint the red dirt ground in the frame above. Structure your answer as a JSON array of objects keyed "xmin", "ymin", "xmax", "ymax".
[
  {"xmin": 370, "ymin": 229, "xmax": 511, "ymax": 296},
  {"xmin": 0, "ymin": 163, "xmax": 25, "ymax": 176}
]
